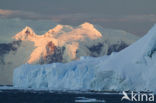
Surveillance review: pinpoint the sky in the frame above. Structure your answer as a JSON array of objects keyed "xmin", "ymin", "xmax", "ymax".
[{"xmin": 1, "ymin": 0, "xmax": 156, "ymax": 35}]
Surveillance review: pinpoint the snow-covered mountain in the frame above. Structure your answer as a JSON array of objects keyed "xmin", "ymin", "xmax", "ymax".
[
  {"xmin": 12, "ymin": 22, "xmax": 138, "ymax": 64},
  {"xmin": 13, "ymin": 24, "xmax": 156, "ymax": 92},
  {"xmin": 0, "ymin": 22, "xmax": 138, "ymax": 85}
]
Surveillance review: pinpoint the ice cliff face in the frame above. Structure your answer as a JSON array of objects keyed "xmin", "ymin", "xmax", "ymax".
[
  {"xmin": 12, "ymin": 22, "xmax": 138, "ymax": 64},
  {"xmin": 13, "ymin": 24, "xmax": 156, "ymax": 92}
]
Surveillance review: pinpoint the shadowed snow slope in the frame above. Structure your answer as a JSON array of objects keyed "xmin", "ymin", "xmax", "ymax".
[
  {"xmin": 14, "ymin": 24, "xmax": 156, "ymax": 92},
  {"xmin": 13, "ymin": 22, "xmax": 138, "ymax": 64}
]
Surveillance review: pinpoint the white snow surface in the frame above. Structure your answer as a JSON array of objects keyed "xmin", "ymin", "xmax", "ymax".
[{"xmin": 13, "ymin": 24, "xmax": 156, "ymax": 91}]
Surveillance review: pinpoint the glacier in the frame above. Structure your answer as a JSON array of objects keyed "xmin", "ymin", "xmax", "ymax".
[{"xmin": 13, "ymin": 24, "xmax": 156, "ymax": 91}]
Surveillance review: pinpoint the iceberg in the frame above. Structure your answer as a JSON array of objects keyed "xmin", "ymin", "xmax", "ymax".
[{"xmin": 13, "ymin": 24, "xmax": 156, "ymax": 92}]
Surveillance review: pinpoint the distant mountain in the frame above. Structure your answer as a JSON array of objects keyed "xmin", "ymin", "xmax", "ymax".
[{"xmin": 11, "ymin": 22, "xmax": 138, "ymax": 64}]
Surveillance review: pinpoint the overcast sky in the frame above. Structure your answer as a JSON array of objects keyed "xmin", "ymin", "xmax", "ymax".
[{"xmin": 0, "ymin": 0, "xmax": 156, "ymax": 35}]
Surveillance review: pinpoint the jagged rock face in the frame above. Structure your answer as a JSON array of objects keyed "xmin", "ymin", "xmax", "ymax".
[
  {"xmin": 0, "ymin": 40, "xmax": 21, "ymax": 54},
  {"xmin": 40, "ymin": 41, "xmax": 65, "ymax": 64},
  {"xmin": 0, "ymin": 40, "xmax": 21, "ymax": 65},
  {"xmin": 107, "ymin": 41, "xmax": 128, "ymax": 55},
  {"xmin": 87, "ymin": 43, "xmax": 104, "ymax": 57},
  {"xmin": 41, "ymin": 46, "xmax": 65, "ymax": 64},
  {"xmin": 46, "ymin": 41, "xmax": 56, "ymax": 56},
  {"xmin": 76, "ymin": 41, "xmax": 129, "ymax": 58}
]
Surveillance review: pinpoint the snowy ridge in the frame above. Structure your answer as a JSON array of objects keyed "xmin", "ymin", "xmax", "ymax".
[
  {"xmin": 13, "ymin": 24, "xmax": 156, "ymax": 92},
  {"xmin": 13, "ymin": 26, "xmax": 37, "ymax": 41},
  {"xmin": 13, "ymin": 22, "xmax": 103, "ymax": 64}
]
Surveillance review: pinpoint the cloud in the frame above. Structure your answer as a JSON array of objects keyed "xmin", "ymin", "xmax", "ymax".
[
  {"xmin": 118, "ymin": 14, "xmax": 156, "ymax": 22},
  {"xmin": 90, "ymin": 14, "xmax": 156, "ymax": 23},
  {"xmin": 0, "ymin": 9, "xmax": 91, "ymax": 23},
  {"xmin": 0, "ymin": 9, "xmax": 42, "ymax": 19},
  {"xmin": 0, "ymin": 9, "xmax": 19, "ymax": 16},
  {"xmin": 1, "ymin": 9, "xmax": 156, "ymax": 24}
]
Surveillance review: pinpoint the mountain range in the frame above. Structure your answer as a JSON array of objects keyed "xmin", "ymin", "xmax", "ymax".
[
  {"xmin": 12, "ymin": 22, "xmax": 138, "ymax": 64},
  {"xmin": 0, "ymin": 22, "xmax": 138, "ymax": 84}
]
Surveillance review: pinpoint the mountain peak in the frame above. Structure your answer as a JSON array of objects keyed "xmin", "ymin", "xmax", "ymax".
[
  {"xmin": 22, "ymin": 26, "xmax": 35, "ymax": 35},
  {"xmin": 48, "ymin": 25, "xmax": 63, "ymax": 34},
  {"xmin": 44, "ymin": 25, "xmax": 64, "ymax": 37},
  {"xmin": 13, "ymin": 26, "xmax": 36, "ymax": 41},
  {"xmin": 80, "ymin": 22, "xmax": 94, "ymax": 29}
]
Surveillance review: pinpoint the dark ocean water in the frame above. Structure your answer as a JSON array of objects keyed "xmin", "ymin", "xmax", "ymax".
[{"xmin": 0, "ymin": 89, "xmax": 155, "ymax": 103}]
